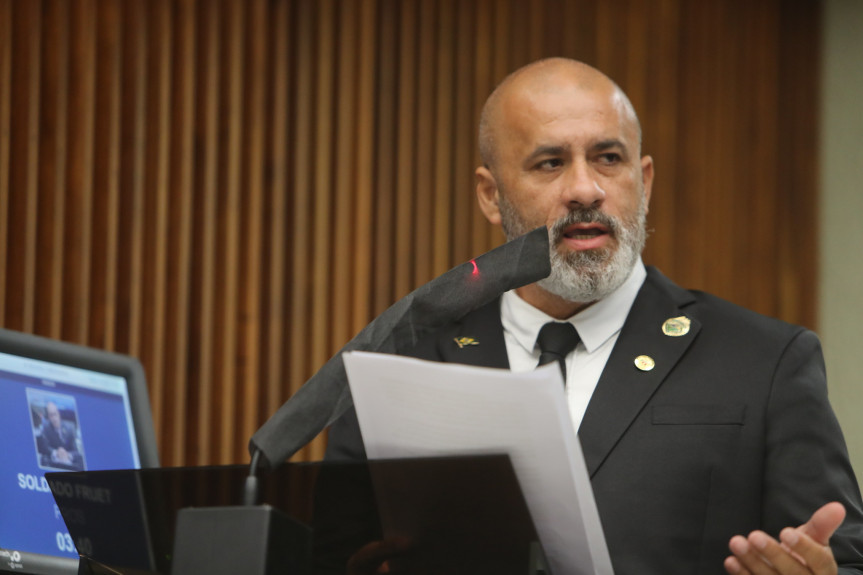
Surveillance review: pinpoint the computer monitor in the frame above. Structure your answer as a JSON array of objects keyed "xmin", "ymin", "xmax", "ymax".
[{"xmin": 0, "ymin": 328, "xmax": 159, "ymax": 575}]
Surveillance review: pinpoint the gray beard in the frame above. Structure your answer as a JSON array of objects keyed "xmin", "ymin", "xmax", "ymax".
[{"xmin": 499, "ymin": 197, "xmax": 647, "ymax": 304}]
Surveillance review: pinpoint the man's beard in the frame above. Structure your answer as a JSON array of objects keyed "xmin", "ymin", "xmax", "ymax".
[{"xmin": 499, "ymin": 195, "xmax": 647, "ymax": 304}]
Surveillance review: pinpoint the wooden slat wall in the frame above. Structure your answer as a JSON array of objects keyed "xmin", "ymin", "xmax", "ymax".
[{"xmin": 0, "ymin": 0, "xmax": 821, "ymax": 466}]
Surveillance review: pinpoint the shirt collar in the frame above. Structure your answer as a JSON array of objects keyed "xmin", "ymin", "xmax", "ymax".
[{"xmin": 501, "ymin": 259, "xmax": 646, "ymax": 355}]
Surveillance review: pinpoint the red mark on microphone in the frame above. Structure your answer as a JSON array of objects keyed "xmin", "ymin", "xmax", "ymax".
[{"xmin": 470, "ymin": 259, "xmax": 479, "ymax": 276}]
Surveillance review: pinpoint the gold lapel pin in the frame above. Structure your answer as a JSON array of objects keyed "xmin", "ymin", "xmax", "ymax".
[
  {"xmin": 662, "ymin": 316, "xmax": 691, "ymax": 337},
  {"xmin": 454, "ymin": 337, "xmax": 480, "ymax": 349},
  {"xmin": 634, "ymin": 355, "xmax": 656, "ymax": 371}
]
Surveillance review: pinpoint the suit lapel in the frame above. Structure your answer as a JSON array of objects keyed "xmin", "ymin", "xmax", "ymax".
[
  {"xmin": 578, "ymin": 268, "xmax": 701, "ymax": 477},
  {"xmin": 437, "ymin": 298, "xmax": 510, "ymax": 369}
]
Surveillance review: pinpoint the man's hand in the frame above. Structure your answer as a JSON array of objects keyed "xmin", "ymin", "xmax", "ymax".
[
  {"xmin": 724, "ymin": 502, "xmax": 846, "ymax": 575},
  {"xmin": 53, "ymin": 447, "xmax": 71, "ymax": 463}
]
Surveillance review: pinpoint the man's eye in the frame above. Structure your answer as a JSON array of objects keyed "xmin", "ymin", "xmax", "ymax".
[
  {"xmin": 597, "ymin": 153, "xmax": 622, "ymax": 165},
  {"xmin": 537, "ymin": 158, "xmax": 563, "ymax": 170}
]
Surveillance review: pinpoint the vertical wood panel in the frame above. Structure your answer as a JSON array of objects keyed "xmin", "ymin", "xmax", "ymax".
[
  {"xmin": 432, "ymin": 0, "xmax": 454, "ymax": 277},
  {"xmin": 777, "ymin": 1, "xmax": 820, "ymax": 329},
  {"xmin": 116, "ymin": 0, "xmax": 147, "ymax": 359},
  {"xmin": 239, "ymin": 0, "xmax": 267, "ymax": 451},
  {"xmin": 372, "ymin": 0, "xmax": 398, "ymax": 316},
  {"xmin": 471, "ymin": 0, "xmax": 494, "ymax": 255},
  {"xmin": 310, "ymin": 0, "xmax": 335, "ymax": 418},
  {"xmin": 675, "ymin": 1, "xmax": 710, "ymax": 290},
  {"xmin": 306, "ymin": 0, "xmax": 338, "ymax": 461},
  {"xmin": 163, "ymin": 0, "xmax": 196, "ymax": 464},
  {"xmin": 351, "ymin": 0, "xmax": 377, "ymax": 334},
  {"xmin": 394, "ymin": 0, "xmax": 417, "ymax": 299},
  {"xmin": 623, "ymin": 1, "xmax": 648, "ymax": 123},
  {"xmin": 35, "ymin": 0, "xmax": 69, "ymax": 341},
  {"xmin": 189, "ymin": 0, "xmax": 221, "ymax": 464},
  {"xmin": 215, "ymin": 0, "xmax": 245, "ymax": 464},
  {"xmin": 413, "ymin": 0, "xmax": 436, "ymax": 287},
  {"xmin": 288, "ymin": 0, "xmax": 314, "ymax": 425},
  {"xmin": 640, "ymin": 0, "xmax": 680, "ymax": 280},
  {"xmin": 140, "ymin": 0, "xmax": 172, "ymax": 448},
  {"xmin": 560, "ymin": 1, "xmax": 596, "ymax": 62},
  {"xmin": 486, "ymin": 0, "xmax": 509, "ymax": 249},
  {"xmin": 89, "ymin": 0, "xmax": 121, "ymax": 351},
  {"xmin": 595, "ymin": 1, "xmax": 628, "ymax": 78},
  {"xmin": 262, "ymin": 0, "xmax": 290, "ymax": 424},
  {"xmin": 741, "ymin": 0, "xmax": 778, "ymax": 313},
  {"xmin": 450, "ymin": 0, "xmax": 475, "ymax": 266},
  {"xmin": 702, "ymin": 0, "xmax": 735, "ymax": 301},
  {"xmin": 0, "ymin": 0, "xmax": 822, "ymax": 466},
  {"xmin": 62, "ymin": 0, "xmax": 97, "ymax": 344},
  {"xmin": 332, "ymin": 0, "xmax": 358, "ymax": 349},
  {"xmin": 285, "ymin": 0, "xmax": 326, "ymax": 460},
  {"xmin": 526, "ymin": 0, "xmax": 542, "ymax": 62},
  {"xmin": 6, "ymin": 0, "xmax": 42, "ymax": 332},
  {"xmin": 0, "ymin": 0, "xmax": 10, "ymax": 326}
]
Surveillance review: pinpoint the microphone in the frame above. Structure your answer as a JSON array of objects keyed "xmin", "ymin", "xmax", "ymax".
[{"xmin": 248, "ymin": 226, "xmax": 551, "ymax": 468}]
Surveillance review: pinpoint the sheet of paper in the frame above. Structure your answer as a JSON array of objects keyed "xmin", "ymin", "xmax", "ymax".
[{"xmin": 343, "ymin": 350, "xmax": 614, "ymax": 575}]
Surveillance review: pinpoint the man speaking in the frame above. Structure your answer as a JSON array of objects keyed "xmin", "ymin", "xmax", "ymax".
[{"xmin": 326, "ymin": 58, "xmax": 863, "ymax": 574}]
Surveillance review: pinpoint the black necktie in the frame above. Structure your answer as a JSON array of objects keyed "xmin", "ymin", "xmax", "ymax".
[{"xmin": 536, "ymin": 322, "xmax": 580, "ymax": 383}]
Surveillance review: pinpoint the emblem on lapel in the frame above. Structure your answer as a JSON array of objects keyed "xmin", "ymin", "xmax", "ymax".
[
  {"xmin": 662, "ymin": 316, "xmax": 691, "ymax": 337},
  {"xmin": 453, "ymin": 337, "xmax": 479, "ymax": 349},
  {"xmin": 634, "ymin": 355, "xmax": 656, "ymax": 371}
]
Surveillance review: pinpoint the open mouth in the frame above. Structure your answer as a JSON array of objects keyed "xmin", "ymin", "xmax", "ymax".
[{"xmin": 562, "ymin": 223, "xmax": 610, "ymax": 241}]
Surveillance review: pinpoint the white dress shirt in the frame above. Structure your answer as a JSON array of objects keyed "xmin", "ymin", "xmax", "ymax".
[{"xmin": 500, "ymin": 260, "xmax": 647, "ymax": 435}]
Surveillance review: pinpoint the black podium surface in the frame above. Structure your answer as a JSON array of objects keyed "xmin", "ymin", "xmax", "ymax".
[{"xmin": 45, "ymin": 455, "xmax": 546, "ymax": 574}]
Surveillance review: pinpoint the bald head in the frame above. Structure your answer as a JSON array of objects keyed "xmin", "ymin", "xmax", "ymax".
[{"xmin": 478, "ymin": 58, "xmax": 642, "ymax": 170}]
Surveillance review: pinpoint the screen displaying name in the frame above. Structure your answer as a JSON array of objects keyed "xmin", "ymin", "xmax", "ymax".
[{"xmin": 0, "ymin": 351, "xmax": 141, "ymax": 560}]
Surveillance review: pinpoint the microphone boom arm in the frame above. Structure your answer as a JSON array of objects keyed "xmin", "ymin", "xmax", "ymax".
[{"xmin": 249, "ymin": 226, "xmax": 551, "ymax": 468}]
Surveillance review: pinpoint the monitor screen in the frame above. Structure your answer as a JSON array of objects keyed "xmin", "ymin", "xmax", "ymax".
[{"xmin": 0, "ymin": 329, "xmax": 159, "ymax": 574}]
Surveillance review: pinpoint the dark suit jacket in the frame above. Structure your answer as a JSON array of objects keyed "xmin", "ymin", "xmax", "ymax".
[
  {"xmin": 38, "ymin": 420, "xmax": 77, "ymax": 455},
  {"xmin": 327, "ymin": 267, "xmax": 863, "ymax": 574}
]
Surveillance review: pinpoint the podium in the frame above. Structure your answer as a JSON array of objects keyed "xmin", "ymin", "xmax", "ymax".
[{"xmin": 47, "ymin": 455, "xmax": 548, "ymax": 574}]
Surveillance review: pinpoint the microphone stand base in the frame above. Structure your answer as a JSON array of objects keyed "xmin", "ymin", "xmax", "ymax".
[{"xmin": 170, "ymin": 505, "xmax": 310, "ymax": 575}]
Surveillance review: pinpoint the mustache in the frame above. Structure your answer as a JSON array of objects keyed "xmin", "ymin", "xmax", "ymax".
[{"xmin": 548, "ymin": 208, "xmax": 620, "ymax": 243}]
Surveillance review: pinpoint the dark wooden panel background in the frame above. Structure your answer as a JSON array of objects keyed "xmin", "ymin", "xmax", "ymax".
[{"xmin": 0, "ymin": 0, "xmax": 820, "ymax": 466}]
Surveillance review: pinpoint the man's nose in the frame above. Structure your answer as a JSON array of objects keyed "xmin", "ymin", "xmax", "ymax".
[{"xmin": 562, "ymin": 162, "xmax": 605, "ymax": 208}]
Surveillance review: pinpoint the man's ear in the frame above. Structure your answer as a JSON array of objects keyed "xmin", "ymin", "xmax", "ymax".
[
  {"xmin": 475, "ymin": 166, "xmax": 502, "ymax": 226},
  {"xmin": 640, "ymin": 155, "xmax": 654, "ymax": 215}
]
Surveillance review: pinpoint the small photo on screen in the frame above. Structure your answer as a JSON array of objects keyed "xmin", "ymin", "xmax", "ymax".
[{"xmin": 27, "ymin": 389, "xmax": 87, "ymax": 472}]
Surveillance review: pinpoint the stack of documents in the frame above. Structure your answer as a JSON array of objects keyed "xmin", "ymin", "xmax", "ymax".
[{"xmin": 343, "ymin": 351, "xmax": 614, "ymax": 575}]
